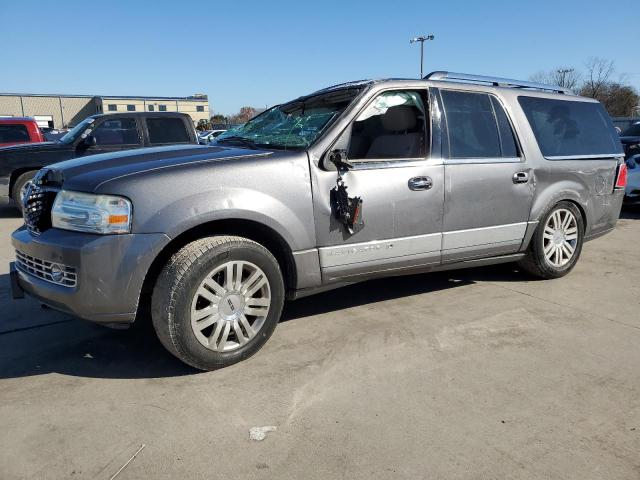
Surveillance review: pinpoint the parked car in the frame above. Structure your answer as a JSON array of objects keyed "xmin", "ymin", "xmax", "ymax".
[
  {"xmin": 0, "ymin": 112, "xmax": 198, "ymax": 211},
  {"xmin": 624, "ymin": 154, "xmax": 640, "ymax": 205},
  {"xmin": 0, "ymin": 117, "xmax": 45, "ymax": 148},
  {"xmin": 619, "ymin": 122, "xmax": 640, "ymax": 159},
  {"xmin": 40, "ymin": 127, "xmax": 65, "ymax": 142},
  {"xmin": 10, "ymin": 72, "xmax": 626, "ymax": 370},
  {"xmin": 198, "ymin": 129, "xmax": 227, "ymax": 144}
]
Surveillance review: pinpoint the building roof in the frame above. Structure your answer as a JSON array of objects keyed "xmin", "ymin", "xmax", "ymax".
[{"xmin": 0, "ymin": 93, "xmax": 207, "ymax": 101}]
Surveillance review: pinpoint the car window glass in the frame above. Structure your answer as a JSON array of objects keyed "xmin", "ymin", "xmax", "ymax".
[
  {"xmin": 92, "ymin": 118, "xmax": 140, "ymax": 145},
  {"xmin": 348, "ymin": 90, "xmax": 427, "ymax": 160},
  {"xmin": 0, "ymin": 124, "xmax": 30, "ymax": 143},
  {"xmin": 518, "ymin": 96, "xmax": 623, "ymax": 157},
  {"xmin": 146, "ymin": 117, "xmax": 190, "ymax": 144},
  {"xmin": 490, "ymin": 97, "xmax": 519, "ymax": 157},
  {"xmin": 441, "ymin": 91, "xmax": 501, "ymax": 158},
  {"xmin": 620, "ymin": 123, "xmax": 640, "ymax": 136}
]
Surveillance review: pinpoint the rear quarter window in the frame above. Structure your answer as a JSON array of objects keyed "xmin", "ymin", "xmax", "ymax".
[
  {"xmin": 146, "ymin": 117, "xmax": 190, "ymax": 144},
  {"xmin": 518, "ymin": 96, "xmax": 623, "ymax": 158},
  {"xmin": 0, "ymin": 124, "xmax": 30, "ymax": 143}
]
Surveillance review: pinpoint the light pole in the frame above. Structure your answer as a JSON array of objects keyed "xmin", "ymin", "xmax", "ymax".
[
  {"xmin": 410, "ymin": 35, "xmax": 435, "ymax": 78},
  {"xmin": 556, "ymin": 68, "xmax": 574, "ymax": 88}
]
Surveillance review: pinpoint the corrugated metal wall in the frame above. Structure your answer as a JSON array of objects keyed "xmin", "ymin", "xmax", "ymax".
[
  {"xmin": 0, "ymin": 95, "xmax": 95, "ymax": 128},
  {"xmin": 1, "ymin": 95, "xmax": 208, "ymax": 128}
]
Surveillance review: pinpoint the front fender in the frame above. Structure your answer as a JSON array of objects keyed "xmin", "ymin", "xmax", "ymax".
[
  {"xmin": 95, "ymin": 152, "xmax": 316, "ymax": 251},
  {"xmin": 145, "ymin": 187, "xmax": 313, "ymax": 250}
]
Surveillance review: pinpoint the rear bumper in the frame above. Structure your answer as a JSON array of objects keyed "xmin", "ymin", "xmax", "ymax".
[
  {"xmin": 10, "ymin": 227, "xmax": 170, "ymax": 324},
  {"xmin": 584, "ymin": 190, "xmax": 625, "ymax": 241}
]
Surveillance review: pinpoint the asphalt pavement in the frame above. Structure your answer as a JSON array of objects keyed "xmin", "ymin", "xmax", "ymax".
[{"xmin": 1, "ymin": 197, "xmax": 639, "ymax": 479}]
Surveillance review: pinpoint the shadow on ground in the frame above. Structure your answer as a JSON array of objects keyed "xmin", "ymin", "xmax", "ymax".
[
  {"xmin": 620, "ymin": 205, "xmax": 640, "ymax": 220},
  {"xmin": 0, "ymin": 263, "xmax": 525, "ymax": 381},
  {"xmin": 0, "ymin": 199, "xmax": 21, "ymax": 219}
]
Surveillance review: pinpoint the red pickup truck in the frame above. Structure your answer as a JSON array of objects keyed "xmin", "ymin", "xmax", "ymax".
[{"xmin": 0, "ymin": 118, "xmax": 45, "ymax": 147}]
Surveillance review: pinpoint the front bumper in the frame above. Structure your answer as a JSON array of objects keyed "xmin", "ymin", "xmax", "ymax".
[{"xmin": 10, "ymin": 227, "xmax": 171, "ymax": 324}]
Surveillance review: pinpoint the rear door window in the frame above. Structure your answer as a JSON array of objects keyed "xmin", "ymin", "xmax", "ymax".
[
  {"xmin": 518, "ymin": 96, "xmax": 623, "ymax": 158},
  {"xmin": 441, "ymin": 91, "xmax": 502, "ymax": 159},
  {"xmin": 0, "ymin": 124, "xmax": 30, "ymax": 143},
  {"xmin": 146, "ymin": 117, "xmax": 190, "ymax": 144},
  {"xmin": 92, "ymin": 118, "xmax": 140, "ymax": 145}
]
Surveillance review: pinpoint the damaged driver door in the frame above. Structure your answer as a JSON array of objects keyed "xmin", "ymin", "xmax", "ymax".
[{"xmin": 310, "ymin": 88, "xmax": 445, "ymax": 282}]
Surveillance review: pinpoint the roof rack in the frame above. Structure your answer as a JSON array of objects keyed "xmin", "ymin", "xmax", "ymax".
[{"xmin": 423, "ymin": 71, "xmax": 573, "ymax": 95}]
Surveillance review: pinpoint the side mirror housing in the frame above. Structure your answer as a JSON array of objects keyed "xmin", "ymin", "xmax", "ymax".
[
  {"xmin": 322, "ymin": 125, "xmax": 353, "ymax": 170},
  {"xmin": 82, "ymin": 135, "xmax": 97, "ymax": 148},
  {"xmin": 328, "ymin": 149, "xmax": 353, "ymax": 171}
]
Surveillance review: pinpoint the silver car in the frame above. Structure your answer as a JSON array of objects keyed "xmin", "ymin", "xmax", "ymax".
[
  {"xmin": 624, "ymin": 155, "xmax": 640, "ymax": 204},
  {"xmin": 11, "ymin": 72, "xmax": 627, "ymax": 370}
]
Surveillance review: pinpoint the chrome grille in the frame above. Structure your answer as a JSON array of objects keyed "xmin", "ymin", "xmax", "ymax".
[
  {"xmin": 15, "ymin": 250, "xmax": 77, "ymax": 287},
  {"xmin": 23, "ymin": 182, "xmax": 58, "ymax": 236}
]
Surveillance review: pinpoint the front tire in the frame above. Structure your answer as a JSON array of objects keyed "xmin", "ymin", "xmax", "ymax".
[
  {"xmin": 151, "ymin": 236, "xmax": 285, "ymax": 370},
  {"xmin": 11, "ymin": 170, "xmax": 37, "ymax": 214},
  {"xmin": 519, "ymin": 201, "xmax": 584, "ymax": 279}
]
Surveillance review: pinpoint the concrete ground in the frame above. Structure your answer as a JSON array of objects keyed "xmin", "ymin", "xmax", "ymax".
[{"xmin": 1, "ymin": 197, "xmax": 639, "ymax": 479}]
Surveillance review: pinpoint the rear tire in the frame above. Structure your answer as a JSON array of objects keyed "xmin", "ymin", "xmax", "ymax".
[
  {"xmin": 151, "ymin": 235, "xmax": 285, "ymax": 370},
  {"xmin": 518, "ymin": 201, "xmax": 584, "ymax": 279},
  {"xmin": 11, "ymin": 170, "xmax": 37, "ymax": 214}
]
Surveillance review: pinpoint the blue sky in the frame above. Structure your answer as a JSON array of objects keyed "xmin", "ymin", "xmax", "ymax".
[{"xmin": 1, "ymin": 0, "xmax": 637, "ymax": 115}]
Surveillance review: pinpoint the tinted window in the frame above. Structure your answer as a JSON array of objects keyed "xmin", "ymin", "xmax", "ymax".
[
  {"xmin": 0, "ymin": 124, "xmax": 30, "ymax": 143},
  {"xmin": 108, "ymin": 104, "xmax": 117, "ymax": 111},
  {"xmin": 146, "ymin": 117, "xmax": 190, "ymax": 144},
  {"xmin": 92, "ymin": 118, "xmax": 140, "ymax": 145},
  {"xmin": 441, "ymin": 91, "xmax": 501, "ymax": 158},
  {"xmin": 348, "ymin": 90, "xmax": 427, "ymax": 160},
  {"xmin": 491, "ymin": 97, "xmax": 519, "ymax": 157},
  {"xmin": 159, "ymin": 105, "xmax": 167, "ymax": 112},
  {"xmin": 196, "ymin": 106, "xmax": 205, "ymax": 112},
  {"xmin": 518, "ymin": 96, "xmax": 623, "ymax": 157},
  {"xmin": 126, "ymin": 105, "xmax": 136, "ymax": 112},
  {"xmin": 148, "ymin": 105, "xmax": 155, "ymax": 112}
]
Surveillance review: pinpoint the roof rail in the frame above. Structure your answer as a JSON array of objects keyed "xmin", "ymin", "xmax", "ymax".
[{"xmin": 424, "ymin": 71, "xmax": 573, "ymax": 95}]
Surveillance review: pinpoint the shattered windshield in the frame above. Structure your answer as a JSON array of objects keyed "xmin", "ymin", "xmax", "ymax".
[{"xmin": 215, "ymin": 88, "xmax": 363, "ymax": 150}]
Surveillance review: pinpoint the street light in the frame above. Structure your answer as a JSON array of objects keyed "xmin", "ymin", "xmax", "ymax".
[
  {"xmin": 556, "ymin": 68, "xmax": 574, "ymax": 88},
  {"xmin": 409, "ymin": 34, "xmax": 435, "ymax": 79}
]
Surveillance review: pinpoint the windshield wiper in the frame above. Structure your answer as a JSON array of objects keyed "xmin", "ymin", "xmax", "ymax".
[{"xmin": 216, "ymin": 136, "xmax": 259, "ymax": 149}]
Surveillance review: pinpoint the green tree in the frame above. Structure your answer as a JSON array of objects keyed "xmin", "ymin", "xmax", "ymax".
[
  {"xmin": 196, "ymin": 119, "xmax": 212, "ymax": 131},
  {"xmin": 210, "ymin": 114, "xmax": 227, "ymax": 124}
]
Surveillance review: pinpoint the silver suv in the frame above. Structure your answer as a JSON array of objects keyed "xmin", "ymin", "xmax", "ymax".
[{"xmin": 11, "ymin": 72, "xmax": 627, "ymax": 370}]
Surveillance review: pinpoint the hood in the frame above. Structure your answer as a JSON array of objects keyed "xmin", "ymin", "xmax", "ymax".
[
  {"xmin": 0, "ymin": 141, "xmax": 67, "ymax": 154},
  {"xmin": 47, "ymin": 144, "xmax": 273, "ymax": 192}
]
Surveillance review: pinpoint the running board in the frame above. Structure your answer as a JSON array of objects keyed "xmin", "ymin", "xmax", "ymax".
[{"xmin": 287, "ymin": 253, "xmax": 525, "ymax": 300}]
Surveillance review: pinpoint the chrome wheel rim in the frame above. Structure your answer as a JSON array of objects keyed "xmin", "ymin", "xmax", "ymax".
[
  {"xmin": 543, "ymin": 208, "xmax": 578, "ymax": 268},
  {"xmin": 190, "ymin": 260, "xmax": 271, "ymax": 352}
]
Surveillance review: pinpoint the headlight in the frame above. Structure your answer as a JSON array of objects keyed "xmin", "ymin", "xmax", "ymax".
[{"xmin": 51, "ymin": 190, "xmax": 132, "ymax": 234}]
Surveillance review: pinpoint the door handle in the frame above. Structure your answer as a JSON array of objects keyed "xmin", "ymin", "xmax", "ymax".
[
  {"xmin": 513, "ymin": 171, "xmax": 529, "ymax": 184},
  {"xmin": 408, "ymin": 176, "xmax": 433, "ymax": 191}
]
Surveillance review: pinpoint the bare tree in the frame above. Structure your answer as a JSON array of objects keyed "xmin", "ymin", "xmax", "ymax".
[
  {"xmin": 594, "ymin": 83, "xmax": 639, "ymax": 117},
  {"xmin": 229, "ymin": 106, "xmax": 257, "ymax": 124},
  {"xmin": 529, "ymin": 67, "xmax": 581, "ymax": 90},
  {"xmin": 581, "ymin": 57, "xmax": 615, "ymax": 98}
]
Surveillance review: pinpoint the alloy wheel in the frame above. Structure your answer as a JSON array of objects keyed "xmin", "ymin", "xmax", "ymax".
[
  {"xmin": 190, "ymin": 260, "xmax": 271, "ymax": 352},
  {"xmin": 542, "ymin": 208, "xmax": 579, "ymax": 268}
]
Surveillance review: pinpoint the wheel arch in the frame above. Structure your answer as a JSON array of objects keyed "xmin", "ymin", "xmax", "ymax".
[
  {"xmin": 136, "ymin": 218, "xmax": 297, "ymax": 322},
  {"xmin": 522, "ymin": 196, "xmax": 588, "ymax": 251},
  {"xmin": 8, "ymin": 168, "xmax": 41, "ymax": 199}
]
